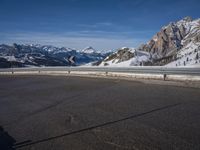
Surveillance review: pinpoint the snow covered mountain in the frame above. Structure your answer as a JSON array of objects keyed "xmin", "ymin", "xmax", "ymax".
[
  {"xmin": 81, "ymin": 46, "xmax": 98, "ymax": 54},
  {"xmin": 0, "ymin": 44, "xmax": 109, "ymax": 68},
  {"xmin": 1, "ymin": 17, "xmax": 199, "ymax": 68},
  {"xmin": 99, "ymin": 17, "xmax": 200, "ymax": 67},
  {"xmin": 99, "ymin": 47, "xmax": 151, "ymax": 66}
]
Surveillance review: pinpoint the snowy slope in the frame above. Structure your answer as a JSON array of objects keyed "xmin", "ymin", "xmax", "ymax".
[
  {"xmin": 99, "ymin": 47, "xmax": 151, "ymax": 67},
  {"xmin": 166, "ymin": 42, "xmax": 200, "ymax": 67}
]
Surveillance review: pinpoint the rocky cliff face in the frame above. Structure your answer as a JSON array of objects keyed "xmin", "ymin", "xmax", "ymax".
[
  {"xmin": 104, "ymin": 48, "xmax": 134, "ymax": 62},
  {"xmin": 99, "ymin": 17, "xmax": 200, "ymax": 67},
  {"xmin": 138, "ymin": 17, "xmax": 200, "ymax": 59},
  {"xmin": 98, "ymin": 47, "xmax": 134, "ymax": 66}
]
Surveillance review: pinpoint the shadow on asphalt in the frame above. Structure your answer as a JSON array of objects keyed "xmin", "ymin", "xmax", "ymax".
[
  {"xmin": 14, "ymin": 103, "xmax": 181, "ymax": 149},
  {"xmin": 0, "ymin": 126, "xmax": 16, "ymax": 150}
]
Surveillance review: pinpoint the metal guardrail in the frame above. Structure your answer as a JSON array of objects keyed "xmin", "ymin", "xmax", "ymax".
[{"xmin": 0, "ymin": 66, "xmax": 200, "ymax": 76}]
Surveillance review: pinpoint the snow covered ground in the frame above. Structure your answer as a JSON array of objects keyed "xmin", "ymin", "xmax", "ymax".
[{"xmin": 166, "ymin": 42, "xmax": 200, "ymax": 67}]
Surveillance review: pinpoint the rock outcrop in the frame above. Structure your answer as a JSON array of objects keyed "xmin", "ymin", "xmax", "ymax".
[
  {"xmin": 138, "ymin": 17, "xmax": 200, "ymax": 59},
  {"xmin": 99, "ymin": 17, "xmax": 200, "ymax": 66}
]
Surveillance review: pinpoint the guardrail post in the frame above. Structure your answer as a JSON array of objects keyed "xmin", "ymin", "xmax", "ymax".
[
  {"xmin": 163, "ymin": 74, "xmax": 167, "ymax": 81},
  {"xmin": 11, "ymin": 67, "xmax": 14, "ymax": 74}
]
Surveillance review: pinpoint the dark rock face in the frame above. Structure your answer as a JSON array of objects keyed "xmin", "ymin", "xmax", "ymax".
[
  {"xmin": 104, "ymin": 47, "xmax": 134, "ymax": 63},
  {"xmin": 139, "ymin": 24, "xmax": 182, "ymax": 57},
  {"xmin": 117, "ymin": 48, "xmax": 135, "ymax": 63}
]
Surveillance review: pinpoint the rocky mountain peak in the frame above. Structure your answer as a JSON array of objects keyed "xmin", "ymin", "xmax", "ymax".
[
  {"xmin": 138, "ymin": 17, "xmax": 200, "ymax": 58},
  {"xmin": 99, "ymin": 17, "xmax": 200, "ymax": 67},
  {"xmin": 81, "ymin": 46, "xmax": 97, "ymax": 54},
  {"xmin": 182, "ymin": 16, "xmax": 192, "ymax": 22}
]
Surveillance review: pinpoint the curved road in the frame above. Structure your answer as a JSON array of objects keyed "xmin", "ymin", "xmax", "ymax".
[{"xmin": 0, "ymin": 75, "xmax": 200, "ymax": 150}]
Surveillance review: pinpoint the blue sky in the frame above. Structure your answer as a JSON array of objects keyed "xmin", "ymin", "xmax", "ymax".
[{"xmin": 0, "ymin": 0, "xmax": 199, "ymax": 50}]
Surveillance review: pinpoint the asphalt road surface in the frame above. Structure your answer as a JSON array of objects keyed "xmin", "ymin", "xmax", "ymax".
[{"xmin": 0, "ymin": 75, "xmax": 200, "ymax": 150}]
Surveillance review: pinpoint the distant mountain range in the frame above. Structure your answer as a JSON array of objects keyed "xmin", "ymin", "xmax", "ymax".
[
  {"xmin": 0, "ymin": 44, "xmax": 110, "ymax": 68},
  {"xmin": 0, "ymin": 17, "xmax": 199, "ymax": 68},
  {"xmin": 99, "ymin": 17, "xmax": 200, "ymax": 67}
]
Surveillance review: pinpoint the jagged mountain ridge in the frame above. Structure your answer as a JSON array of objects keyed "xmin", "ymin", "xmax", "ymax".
[
  {"xmin": 138, "ymin": 17, "xmax": 200, "ymax": 58},
  {"xmin": 1, "ymin": 17, "xmax": 199, "ymax": 68},
  {"xmin": 99, "ymin": 17, "xmax": 200, "ymax": 67},
  {"xmin": 0, "ymin": 44, "xmax": 110, "ymax": 68}
]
